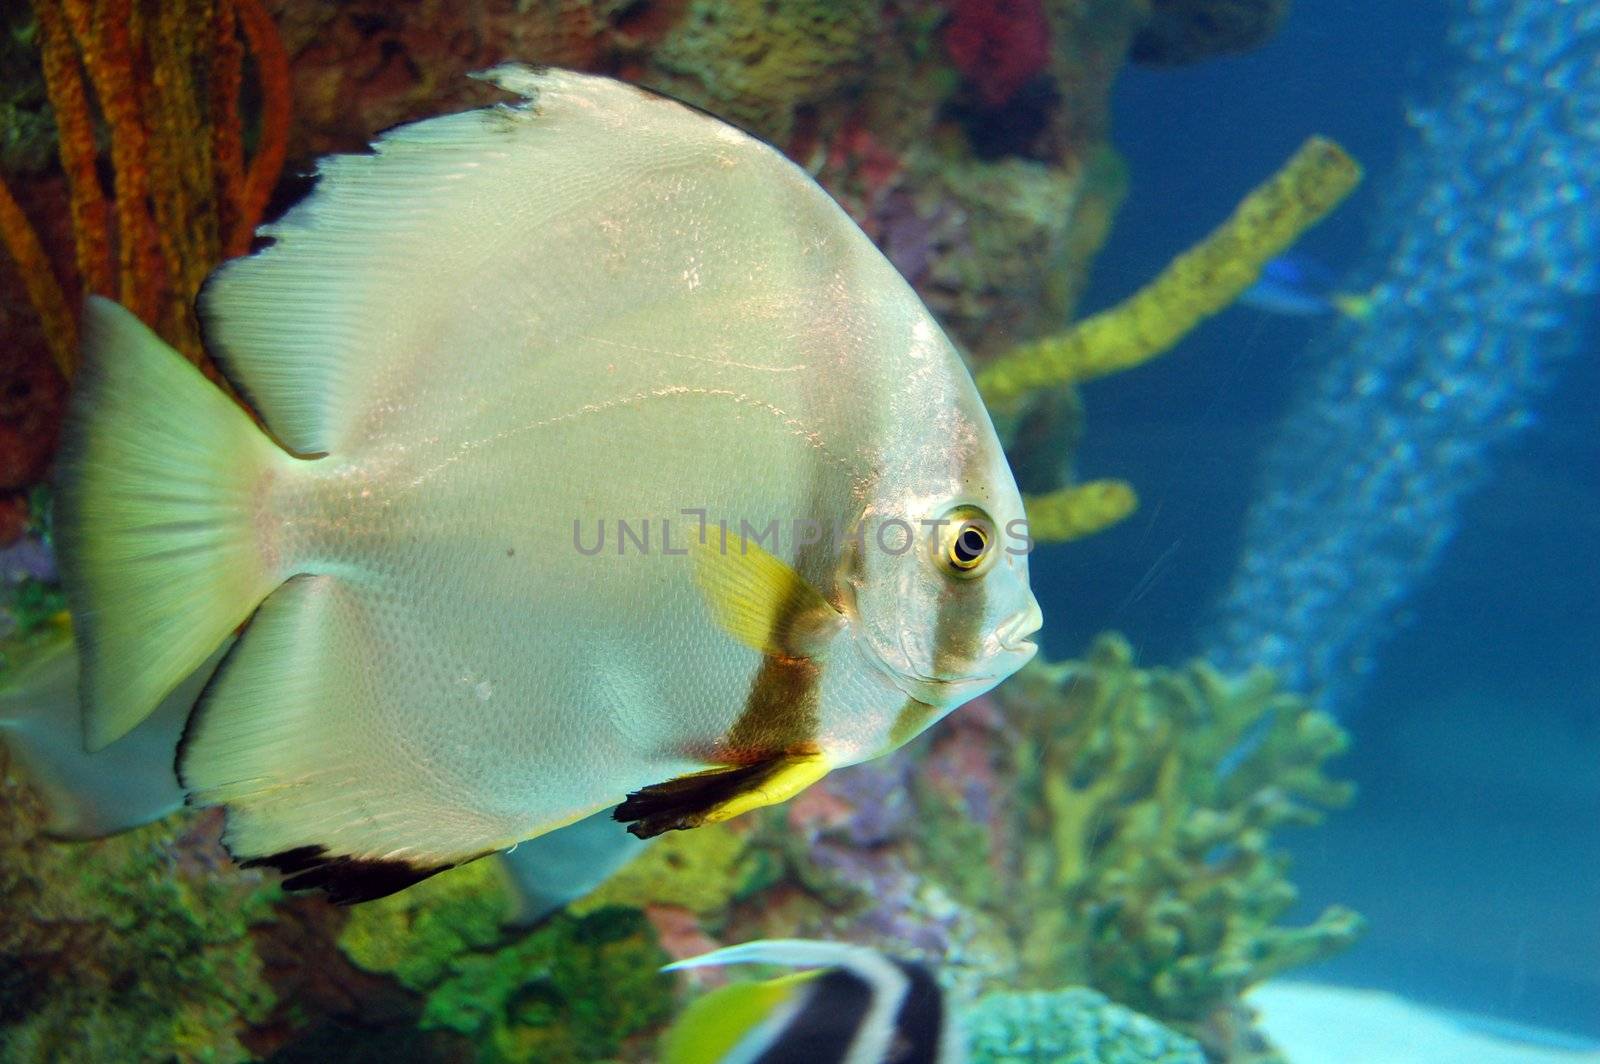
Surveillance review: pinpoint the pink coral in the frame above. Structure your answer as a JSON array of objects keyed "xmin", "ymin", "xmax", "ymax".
[
  {"xmin": 944, "ymin": 0, "xmax": 1053, "ymax": 107},
  {"xmin": 645, "ymin": 903, "xmax": 721, "ymax": 964}
]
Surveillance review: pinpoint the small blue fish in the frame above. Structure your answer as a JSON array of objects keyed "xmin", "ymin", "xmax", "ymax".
[{"xmin": 1242, "ymin": 255, "xmax": 1374, "ymax": 319}]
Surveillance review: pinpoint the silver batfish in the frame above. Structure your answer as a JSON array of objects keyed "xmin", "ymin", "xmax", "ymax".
[{"xmin": 58, "ymin": 67, "xmax": 1040, "ymax": 902}]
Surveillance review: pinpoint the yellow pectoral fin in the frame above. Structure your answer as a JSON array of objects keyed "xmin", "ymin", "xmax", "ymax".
[
  {"xmin": 615, "ymin": 752, "xmax": 832, "ymax": 839},
  {"xmin": 700, "ymin": 753, "xmax": 830, "ymax": 824},
  {"xmin": 691, "ymin": 529, "xmax": 844, "ymax": 659}
]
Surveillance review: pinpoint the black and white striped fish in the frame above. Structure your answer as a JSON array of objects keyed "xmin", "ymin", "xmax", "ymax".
[{"xmin": 662, "ymin": 939, "xmax": 962, "ymax": 1064}]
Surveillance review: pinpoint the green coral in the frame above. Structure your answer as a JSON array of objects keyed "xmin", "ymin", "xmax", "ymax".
[
  {"xmin": 965, "ymin": 987, "xmax": 1205, "ymax": 1064},
  {"xmin": 340, "ymin": 863, "xmax": 674, "ymax": 1063},
  {"xmin": 1023, "ymin": 479, "xmax": 1139, "ymax": 544},
  {"xmin": 0, "ymin": 766, "xmax": 279, "ymax": 1064},
  {"xmin": 977, "ymin": 138, "xmax": 1363, "ymax": 405},
  {"xmin": 571, "ymin": 822, "xmax": 776, "ymax": 917},
  {"xmin": 422, "ymin": 907, "xmax": 673, "ymax": 1064},
  {"xmin": 339, "ymin": 858, "xmax": 517, "ymax": 990},
  {"xmin": 996, "ymin": 634, "xmax": 1363, "ymax": 1044},
  {"xmin": 973, "ymin": 138, "xmax": 1361, "ymax": 544},
  {"xmin": 911, "ymin": 776, "xmax": 1006, "ymax": 913}
]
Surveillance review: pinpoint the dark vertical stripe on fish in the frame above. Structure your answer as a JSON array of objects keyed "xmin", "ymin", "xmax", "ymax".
[
  {"xmin": 930, "ymin": 513, "xmax": 989, "ymax": 682},
  {"xmin": 753, "ymin": 967, "xmax": 869, "ymax": 1064},
  {"xmin": 889, "ymin": 958, "xmax": 947, "ymax": 1064},
  {"xmin": 723, "ymin": 651, "xmax": 822, "ymax": 756},
  {"xmin": 721, "ymin": 487, "xmax": 838, "ymax": 758},
  {"xmin": 887, "ymin": 697, "xmax": 938, "ymax": 752}
]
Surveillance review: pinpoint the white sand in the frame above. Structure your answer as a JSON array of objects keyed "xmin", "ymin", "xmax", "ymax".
[{"xmin": 1248, "ymin": 983, "xmax": 1600, "ymax": 1064}]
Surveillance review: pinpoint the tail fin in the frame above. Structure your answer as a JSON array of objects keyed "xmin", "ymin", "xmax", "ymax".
[{"xmin": 56, "ymin": 297, "xmax": 290, "ymax": 750}]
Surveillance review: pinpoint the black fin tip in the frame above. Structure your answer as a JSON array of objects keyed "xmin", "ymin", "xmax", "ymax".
[
  {"xmin": 239, "ymin": 844, "xmax": 459, "ymax": 905},
  {"xmin": 613, "ymin": 759, "xmax": 786, "ymax": 839}
]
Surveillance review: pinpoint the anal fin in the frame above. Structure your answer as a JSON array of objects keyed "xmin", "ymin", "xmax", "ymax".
[
  {"xmin": 240, "ymin": 844, "xmax": 482, "ymax": 905},
  {"xmin": 181, "ymin": 574, "xmax": 531, "ymax": 902},
  {"xmin": 614, "ymin": 752, "xmax": 830, "ymax": 839}
]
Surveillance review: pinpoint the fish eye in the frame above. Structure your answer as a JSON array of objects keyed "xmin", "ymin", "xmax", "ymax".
[
  {"xmin": 939, "ymin": 508, "xmax": 995, "ymax": 578},
  {"xmin": 951, "ymin": 525, "xmax": 988, "ymax": 568}
]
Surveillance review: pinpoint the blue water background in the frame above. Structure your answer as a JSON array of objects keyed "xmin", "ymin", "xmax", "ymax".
[{"xmin": 1026, "ymin": 0, "xmax": 1600, "ymax": 1039}]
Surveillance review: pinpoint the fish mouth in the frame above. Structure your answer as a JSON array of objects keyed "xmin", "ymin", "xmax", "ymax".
[{"xmin": 995, "ymin": 597, "xmax": 1043, "ymax": 655}]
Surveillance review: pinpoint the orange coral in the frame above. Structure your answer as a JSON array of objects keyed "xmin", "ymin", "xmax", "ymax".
[
  {"xmin": 231, "ymin": 0, "xmax": 291, "ymax": 257},
  {"xmin": 0, "ymin": 176, "xmax": 76, "ymax": 373},
  {"xmin": 1, "ymin": 0, "xmax": 293, "ymax": 377},
  {"xmin": 32, "ymin": 0, "xmax": 112, "ymax": 301}
]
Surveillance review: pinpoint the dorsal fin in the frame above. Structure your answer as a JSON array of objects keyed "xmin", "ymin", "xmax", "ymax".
[{"xmin": 198, "ymin": 65, "xmax": 854, "ymax": 457}]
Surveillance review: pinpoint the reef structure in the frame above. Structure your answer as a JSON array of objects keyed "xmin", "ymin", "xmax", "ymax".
[
  {"xmin": 0, "ymin": 2, "xmax": 1363, "ymax": 1061},
  {"xmin": 965, "ymin": 987, "xmax": 1206, "ymax": 1064},
  {"xmin": 1200, "ymin": 0, "xmax": 1600, "ymax": 708},
  {"xmin": 0, "ymin": 0, "xmax": 290, "ymax": 546}
]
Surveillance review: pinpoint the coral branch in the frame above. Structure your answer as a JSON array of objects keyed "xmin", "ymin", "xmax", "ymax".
[
  {"xmin": 32, "ymin": 0, "xmax": 112, "ymax": 301},
  {"xmin": 210, "ymin": 0, "xmax": 247, "ymax": 255},
  {"xmin": 977, "ymin": 137, "xmax": 1362, "ymax": 405},
  {"xmin": 14, "ymin": 0, "xmax": 291, "ymax": 372},
  {"xmin": 997, "ymin": 633, "xmax": 1363, "ymax": 1046},
  {"xmin": 1024, "ymin": 479, "xmax": 1138, "ymax": 543},
  {"xmin": 71, "ymin": 0, "xmax": 161, "ymax": 323},
  {"xmin": 142, "ymin": 0, "xmax": 212, "ymax": 358},
  {"xmin": 231, "ymin": 0, "xmax": 290, "ymax": 256},
  {"xmin": 0, "ymin": 174, "xmax": 76, "ymax": 376}
]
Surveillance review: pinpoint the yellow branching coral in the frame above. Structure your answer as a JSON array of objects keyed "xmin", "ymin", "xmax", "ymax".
[
  {"xmin": 977, "ymin": 137, "xmax": 1362, "ymax": 406},
  {"xmin": 1024, "ymin": 479, "xmax": 1139, "ymax": 544},
  {"xmin": 995, "ymin": 634, "xmax": 1362, "ymax": 1051}
]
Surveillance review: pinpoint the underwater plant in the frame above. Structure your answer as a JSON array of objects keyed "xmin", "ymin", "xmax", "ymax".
[
  {"xmin": 977, "ymin": 138, "xmax": 1362, "ymax": 406},
  {"xmin": 338, "ymin": 863, "xmax": 676, "ymax": 1064},
  {"xmin": 0, "ymin": 768, "xmax": 278, "ymax": 1064},
  {"xmin": 568, "ymin": 634, "xmax": 1361, "ymax": 1057}
]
